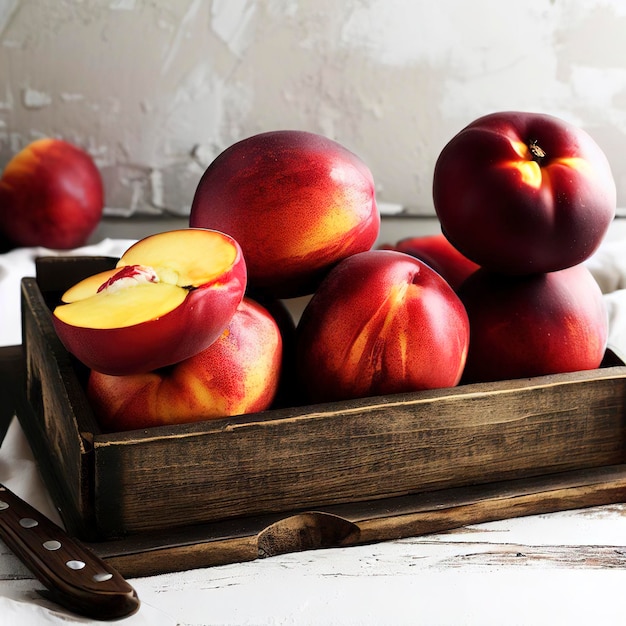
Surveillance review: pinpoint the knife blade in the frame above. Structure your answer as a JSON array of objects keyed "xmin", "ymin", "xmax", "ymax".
[{"xmin": 0, "ymin": 482, "xmax": 140, "ymax": 620}]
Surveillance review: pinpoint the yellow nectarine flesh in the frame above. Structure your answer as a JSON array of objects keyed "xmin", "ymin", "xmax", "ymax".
[
  {"xmin": 54, "ymin": 281, "xmax": 186, "ymax": 329},
  {"xmin": 61, "ymin": 269, "xmax": 119, "ymax": 303},
  {"xmin": 119, "ymin": 228, "xmax": 238, "ymax": 287},
  {"xmin": 55, "ymin": 229, "xmax": 239, "ymax": 329}
]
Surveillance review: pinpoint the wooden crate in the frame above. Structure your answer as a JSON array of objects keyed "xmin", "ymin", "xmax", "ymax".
[{"xmin": 16, "ymin": 256, "xmax": 626, "ymax": 577}]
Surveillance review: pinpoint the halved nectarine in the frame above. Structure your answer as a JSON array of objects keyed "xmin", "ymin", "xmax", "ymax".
[{"xmin": 52, "ymin": 228, "xmax": 247, "ymax": 375}]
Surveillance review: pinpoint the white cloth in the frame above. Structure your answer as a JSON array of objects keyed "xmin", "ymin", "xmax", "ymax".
[
  {"xmin": 584, "ymin": 238, "xmax": 626, "ymax": 294},
  {"xmin": 584, "ymin": 238, "xmax": 626, "ymax": 362},
  {"xmin": 0, "ymin": 418, "xmax": 63, "ymax": 527}
]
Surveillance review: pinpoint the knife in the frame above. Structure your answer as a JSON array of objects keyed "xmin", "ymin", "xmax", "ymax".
[{"xmin": 0, "ymin": 482, "xmax": 140, "ymax": 620}]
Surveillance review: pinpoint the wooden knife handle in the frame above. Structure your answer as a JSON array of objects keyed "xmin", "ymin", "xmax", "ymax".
[{"xmin": 0, "ymin": 483, "xmax": 140, "ymax": 620}]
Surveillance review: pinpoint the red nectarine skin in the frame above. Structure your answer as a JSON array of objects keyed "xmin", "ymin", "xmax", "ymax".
[
  {"xmin": 458, "ymin": 264, "xmax": 608, "ymax": 383},
  {"xmin": 296, "ymin": 249, "xmax": 470, "ymax": 403},
  {"xmin": 0, "ymin": 138, "xmax": 104, "ymax": 249},
  {"xmin": 433, "ymin": 111, "xmax": 616, "ymax": 274},
  {"xmin": 387, "ymin": 233, "xmax": 480, "ymax": 290},
  {"xmin": 189, "ymin": 130, "xmax": 380, "ymax": 297},
  {"xmin": 88, "ymin": 298, "xmax": 283, "ymax": 431}
]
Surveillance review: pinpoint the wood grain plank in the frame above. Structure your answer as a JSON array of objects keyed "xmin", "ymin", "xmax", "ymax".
[
  {"xmin": 92, "ymin": 369, "xmax": 626, "ymax": 535},
  {"xmin": 86, "ymin": 464, "xmax": 626, "ymax": 578},
  {"xmin": 20, "ymin": 279, "xmax": 97, "ymax": 532}
]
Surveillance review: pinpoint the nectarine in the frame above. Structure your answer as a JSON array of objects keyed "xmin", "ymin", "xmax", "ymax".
[
  {"xmin": 189, "ymin": 130, "xmax": 380, "ymax": 297},
  {"xmin": 53, "ymin": 229, "xmax": 247, "ymax": 375},
  {"xmin": 0, "ymin": 138, "xmax": 104, "ymax": 249},
  {"xmin": 296, "ymin": 249, "xmax": 470, "ymax": 403},
  {"xmin": 433, "ymin": 111, "xmax": 616, "ymax": 274},
  {"xmin": 458, "ymin": 264, "xmax": 608, "ymax": 383},
  {"xmin": 87, "ymin": 298, "xmax": 282, "ymax": 431}
]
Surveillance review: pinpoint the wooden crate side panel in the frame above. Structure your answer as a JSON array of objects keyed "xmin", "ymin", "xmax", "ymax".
[
  {"xmin": 35, "ymin": 256, "xmax": 119, "ymax": 304},
  {"xmin": 90, "ymin": 464, "xmax": 626, "ymax": 578},
  {"xmin": 93, "ymin": 372, "xmax": 626, "ymax": 536},
  {"xmin": 20, "ymin": 278, "xmax": 97, "ymax": 531}
]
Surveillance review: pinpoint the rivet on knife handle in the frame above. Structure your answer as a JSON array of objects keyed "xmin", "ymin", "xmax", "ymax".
[{"xmin": 0, "ymin": 483, "xmax": 140, "ymax": 620}]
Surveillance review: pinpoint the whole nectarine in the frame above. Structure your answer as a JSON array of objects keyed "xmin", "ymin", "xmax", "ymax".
[
  {"xmin": 87, "ymin": 298, "xmax": 283, "ymax": 431},
  {"xmin": 0, "ymin": 138, "xmax": 104, "ymax": 249},
  {"xmin": 433, "ymin": 111, "xmax": 616, "ymax": 274},
  {"xmin": 458, "ymin": 264, "xmax": 608, "ymax": 383},
  {"xmin": 296, "ymin": 249, "xmax": 470, "ymax": 403},
  {"xmin": 189, "ymin": 130, "xmax": 380, "ymax": 297}
]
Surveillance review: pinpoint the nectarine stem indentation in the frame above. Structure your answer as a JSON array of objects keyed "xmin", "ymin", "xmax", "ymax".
[{"xmin": 529, "ymin": 139, "xmax": 547, "ymax": 163}]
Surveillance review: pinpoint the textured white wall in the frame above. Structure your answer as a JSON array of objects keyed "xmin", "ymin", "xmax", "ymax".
[{"xmin": 2, "ymin": 0, "xmax": 626, "ymax": 215}]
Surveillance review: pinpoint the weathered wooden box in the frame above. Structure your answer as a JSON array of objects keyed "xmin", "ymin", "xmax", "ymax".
[{"xmin": 17, "ymin": 256, "xmax": 626, "ymax": 577}]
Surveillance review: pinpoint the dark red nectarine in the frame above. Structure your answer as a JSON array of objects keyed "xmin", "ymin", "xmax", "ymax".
[
  {"xmin": 458, "ymin": 264, "xmax": 608, "ymax": 383},
  {"xmin": 433, "ymin": 111, "xmax": 616, "ymax": 274}
]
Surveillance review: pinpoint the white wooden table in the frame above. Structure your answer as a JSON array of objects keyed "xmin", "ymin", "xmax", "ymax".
[{"xmin": 1, "ymin": 501, "xmax": 626, "ymax": 625}]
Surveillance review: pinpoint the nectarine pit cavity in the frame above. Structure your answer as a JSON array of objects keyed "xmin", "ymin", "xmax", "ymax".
[{"xmin": 97, "ymin": 265, "xmax": 159, "ymax": 294}]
